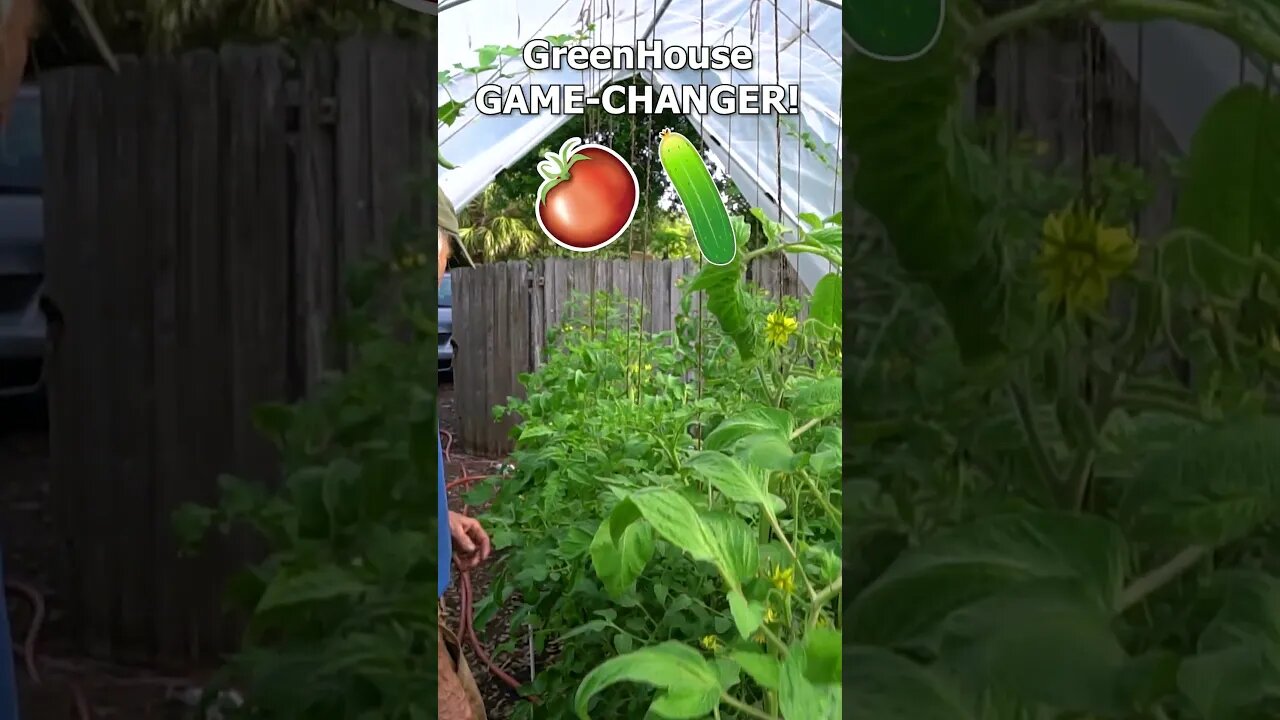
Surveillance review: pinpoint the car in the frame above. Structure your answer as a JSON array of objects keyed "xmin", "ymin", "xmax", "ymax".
[
  {"xmin": 438, "ymin": 271, "xmax": 455, "ymax": 376},
  {"xmin": 0, "ymin": 84, "xmax": 45, "ymax": 401}
]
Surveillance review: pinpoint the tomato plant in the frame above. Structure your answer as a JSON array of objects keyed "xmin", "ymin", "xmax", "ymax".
[{"xmin": 477, "ymin": 211, "xmax": 843, "ymax": 719}]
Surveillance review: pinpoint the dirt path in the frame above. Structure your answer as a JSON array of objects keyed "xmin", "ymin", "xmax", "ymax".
[{"xmin": 439, "ymin": 382, "xmax": 534, "ymax": 720}]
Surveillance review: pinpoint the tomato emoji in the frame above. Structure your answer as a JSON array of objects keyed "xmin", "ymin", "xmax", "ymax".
[{"xmin": 534, "ymin": 137, "xmax": 639, "ymax": 252}]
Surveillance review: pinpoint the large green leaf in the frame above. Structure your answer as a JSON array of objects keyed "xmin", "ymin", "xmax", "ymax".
[
  {"xmin": 848, "ymin": 512, "xmax": 1128, "ymax": 647},
  {"xmin": 704, "ymin": 406, "xmax": 794, "ymax": 451},
  {"xmin": 846, "ymin": 6, "xmax": 1005, "ymax": 362},
  {"xmin": 780, "ymin": 630, "xmax": 842, "ymax": 720},
  {"xmin": 687, "ymin": 451, "xmax": 784, "ymax": 514},
  {"xmin": 610, "ymin": 489, "xmax": 760, "ymax": 588},
  {"xmin": 574, "ymin": 642, "xmax": 721, "ymax": 719},
  {"xmin": 847, "ymin": 646, "xmax": 975, "ymax": 720},
  {"xmin": 1175, "ymin": 86, "xmax": 1280, "ymax": 296},
  {"xmin": 938, "ymin": 582, "xmax": 1130, "ymax": 713},
  {"xmin": 686, "ymin": 216, "xmax": 756, "ymax": 359},
  {"xmin": 1119, "ymin": 416, "xmax": 1280, "ymax": 545},
  {"xmin": 255, "ymin": 566, "xmax": 365, "ymax": 613},
  {"xmin": 807, "ymin": 272, "xmax": 842, "ymax": 330},
  {"xmin": 1179, "ymin": 571, "xmax": 1280, "ymax": 719},
  {"xmin": 590, "ymin": 516, "xmax": 655, "ymax": 597}
]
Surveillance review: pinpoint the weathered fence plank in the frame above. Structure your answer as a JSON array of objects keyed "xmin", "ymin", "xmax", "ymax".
[{"xmin": 40, "ymin": 37, "xmax": 434, "ymax": 661}]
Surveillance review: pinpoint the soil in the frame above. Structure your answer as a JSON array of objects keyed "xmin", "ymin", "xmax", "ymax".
[{"xmin": 439, "ymin": 382, "xmax": 534, "ymax": 720}]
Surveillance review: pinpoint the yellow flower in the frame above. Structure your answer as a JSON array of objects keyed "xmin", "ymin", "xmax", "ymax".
[
  {"xmin": 1036, "ymin": 204, "xmax": 1137, "ymax": 314},
  {"xmin": 763, "ymin": 606, "xmax": 779, "ymax": 625},
  {"xmin": 764, "ymin": 309, "xmax": 798, "ymax": 347},
  {"xmin": 644, "ymin": 363, "xmax": 653, "ymax": 372},
  {"xmin": 815, "ymin": 614, "xmax": 829, "ymax": 629},
  {"xmin": 751, "ymin": 631, "xmax": 767, "ymax": 645},
  {"xmin": 700, "ymin": 635, "xmax": 721, "ymax": 652},
  {"xmin": 769, "ymin": 564, "xmax": 796, "ymax": 595}
]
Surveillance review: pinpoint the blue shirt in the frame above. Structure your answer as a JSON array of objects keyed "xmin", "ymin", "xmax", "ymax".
[{"xmin": 439, "ymin": 431, "xmax": 451, "ymax": 597}]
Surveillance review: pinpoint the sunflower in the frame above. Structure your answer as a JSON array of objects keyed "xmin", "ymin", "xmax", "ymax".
[
  {"xmin": 764, "ymin": 309, "xmax": 799, "ymax": 347},
  {"xmin": 1036, "ymin": 204, "xmax": 1137, "ymax": 314}
]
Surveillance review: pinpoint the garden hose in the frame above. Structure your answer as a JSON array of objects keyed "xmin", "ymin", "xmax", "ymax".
[
  {"xmin": 440, "ymin": 429, "xmax": 539, "ymax": 704},
  {"xmin": 5, "ymin": 578, "xmax": 93, "ymax": 720}
]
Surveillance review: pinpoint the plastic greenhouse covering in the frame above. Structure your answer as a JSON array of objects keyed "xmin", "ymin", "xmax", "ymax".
[{"xmin": 438, "ymin": 0, "xmax": 843, "ymax": 290}]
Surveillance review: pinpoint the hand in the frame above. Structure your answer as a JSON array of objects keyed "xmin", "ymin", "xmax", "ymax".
[{"xmin": 449, "ymin": 511, "xmax": 491, "ymax": 571}]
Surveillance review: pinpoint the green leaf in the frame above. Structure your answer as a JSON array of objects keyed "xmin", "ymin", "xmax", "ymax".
[
  {"xmin": 574, "ymin": 642, "xmax": 721, "ymax": 719},
  {"xmin": 792, "ymin": 376, "xmax": 842, "ymax": 421},
  {"xmin": 807, "ymin": 273, "xmax": 842, "ymax": 333},
  {"xmin": 802, "ymin": 627, "xmax": 843, "ymax": 685},
  {"xmin": 730, "ymin": 649, "xmax": 781, "ymax": 691},
  {"xmin": 613, "ymin": 489, "xmax": 714, "ymax": 562},
  {"xmin": 701, "ymin": 512, "xmax": 760, "ymax": 586},
  {"xmin": 780, "ymin": 634, "xmax": 841, "ymax": 720},
  {"xmin": 938, "ymin": 582, "xmax": 1129, "ymax": 713},
  {"xmin": 809, "ymin": 426, "xmax": 842, "ymax": 475},
  {"xmin": 1175, "ymin": 86, "xmax": 1280, "ymax": 296},
  {"xmin": 849, "ymin": 511, "xmax": 1128, "ymax": 647},
  {"xmin": 687, "ymin": 451, "xmax": 784, "ymax": 514},
  {"xmin": 846, "ymin": 10, "xmax": 1004, "ymax": 362},
  {"xmin": 1179, "ymin": 571, "xmax": 1280, "ymax": 718},
  {"xmin": 705, "ymin": 405, "xmax": 794, "ymax": 450},
  {"xmin": 847, "ymin": 646, "xmax": 974, "ymax": 719},
  {"xmin": 1120, "ymin": 416, "xmax": 1280, "ymax": 545},
  {"xmin": 590, "ymin": 517, "xmax": 655, "ymax": 597},
  {"xmin": 727, "ymin": 589, "xmax": 765, "ymax": 639},
  {"xmin": 686, "ymin": 216, "xmax": 757, "ymax": 358},
  {"xmin": 255, "ymin": 566, "xmax": 365, "ymax": 612},
  {"xmin": 739, "ymin": 431, "xmax": 796, "ymax": 472}
]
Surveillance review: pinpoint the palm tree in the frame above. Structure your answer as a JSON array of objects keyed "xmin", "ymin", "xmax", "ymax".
[{"xmin": 457, "ymin": 182, "xmax": 542, "ymax": 263}]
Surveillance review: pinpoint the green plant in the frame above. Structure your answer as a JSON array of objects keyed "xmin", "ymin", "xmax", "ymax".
[
  {"xmin": 172, "ymin": 237, "xmax": 440, "ymax": 718},
  {"xmin": 843, "ymin": 2, "xmax": 1280, "ymax": 718},
  {"xmin": 475, "ymin": 212, "xmax": 843, "ymax": 719}
]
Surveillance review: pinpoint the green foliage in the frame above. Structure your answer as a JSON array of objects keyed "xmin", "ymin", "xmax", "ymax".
[
  {"xmin": 172, "ymin": 236, "xmax": 439, "ymax": 718},
  {"xmin": 844, "ymin": 3, "xmax": 1280, "ymax": 718},
  {"xmin": 483, "ymin": 212, "xmax": 842, "ymax": 718}
]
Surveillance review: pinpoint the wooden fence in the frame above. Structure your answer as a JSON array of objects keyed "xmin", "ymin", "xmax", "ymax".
[
  {"xmin": 40, "ymin": 37, "xmax": 432, "ymax": 663},
  {"xmin": 450, "ymin": 256, "xmax": 804, "ymax": 456}
]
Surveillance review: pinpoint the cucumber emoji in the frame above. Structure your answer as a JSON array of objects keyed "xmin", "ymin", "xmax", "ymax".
[{"xmin": 658, "ymin": 129, "xmax": 736, "ymax": 266}]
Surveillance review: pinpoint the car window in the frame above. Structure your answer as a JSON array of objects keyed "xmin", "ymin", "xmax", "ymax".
[
  {"xmin": 439, "ymin": 274, "xmax": 452, "ymax": 307},
  {"xmin": 0, "ymin": 94, "xmax": 41, "ymax": 192}
]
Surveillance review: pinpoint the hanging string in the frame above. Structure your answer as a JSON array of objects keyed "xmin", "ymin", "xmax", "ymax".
[
  {"xmin": 696, "ymin": 0, "xmax": 707, "ymax": 450},
  {"xmin": 630, "ymin": 0, "xmax": 650, "ymax": 384},
  {"xmin": 1133, "ymin": 24, "xmax": 1144, "ymax": 234},
  {"xmin": 773, "ymin": 0, "xmax": 784, "ymax": 311}
]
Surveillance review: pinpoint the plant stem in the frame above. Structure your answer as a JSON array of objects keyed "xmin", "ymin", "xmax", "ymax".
[
  {"xmin": 760, "ymin": 624, "xmax": 790, "ymax": 658},
  {"xmin": 791, "ymin": 417, "xmax": 822, "ymax": 440},
  {"xmin": 1118, "ymin": 545, "xmax": 1209, "ymax": 611},
  {"xmin": 719, "ymin": 693, "xmax": 776, "ymax": 720},
  {"xmin": 807, "ymin": 577, "xmax": 843, "ymax": 629},
  {"xmin": 1115, "ymin": 391, "xmax": 1205, "ymax": 421},
  {"xmin": 799, "ymin": 471, "xmax": 841, "ymax": 526},
  {"xmin": 766, "ymin": 511, "xmax": 818, "ymax": 601},
  {"xmin": 1008, "ymin": 382, "xmax": 1063, "ymax": 500}
]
